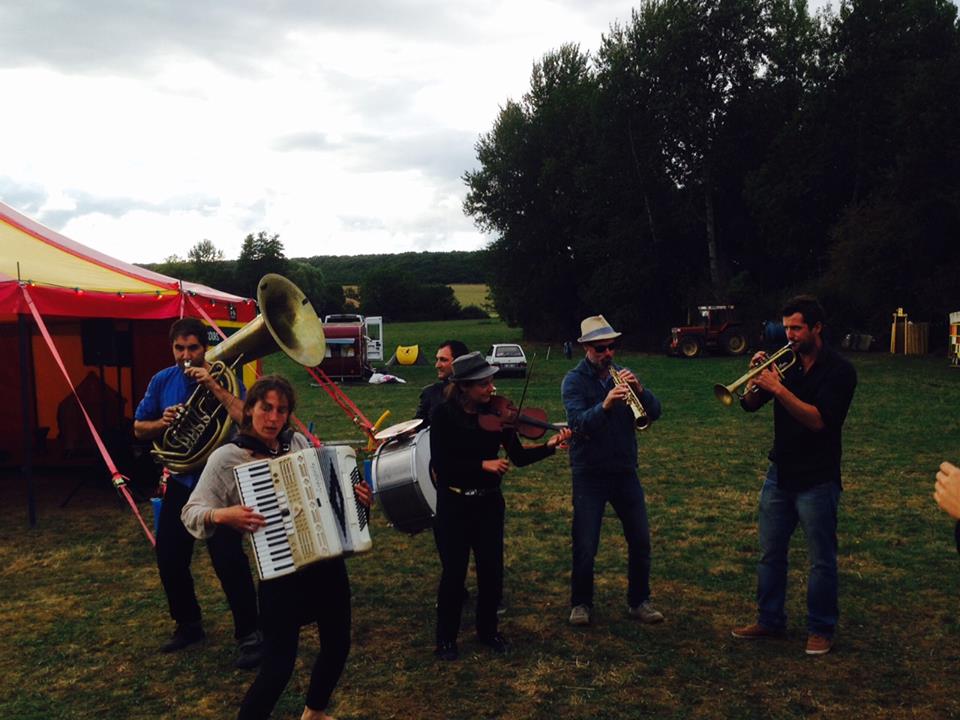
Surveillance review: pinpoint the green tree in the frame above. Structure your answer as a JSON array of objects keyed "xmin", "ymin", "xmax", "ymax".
[
  {"xmin": 464, "ymin": 44, "xmax": 600, "ymax": 338},
  {"xmin": 187, "ymin": 239, "xmax": 224, "ymax": 265},
  {"xmin": 359, "ymin": 267, "xmax": 461, "ymax": 321},
  {"xmin": 287, "ymin": 260, "xmax": 346, "ymax": 317},
  {"xmin": 236, "ymin": 231, "xmax": 289, "ymax": 297},
  {"xmin": 637, "ymin": 0, "xmax": 771, "ymax": 296}
]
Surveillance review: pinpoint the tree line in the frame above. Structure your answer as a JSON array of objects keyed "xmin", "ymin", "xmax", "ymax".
[
  {"xmin": 143, "ymin": 236, "xmax": 490, "ymax": 322},
  {"xmin": 463, "ymin": 0, "xmax": 960, "ymax": 347}
]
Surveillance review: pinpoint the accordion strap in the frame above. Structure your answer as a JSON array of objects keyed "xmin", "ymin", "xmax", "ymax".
[{"xmin": 231, "ymin": 428, "xmax": 294, "ymax": 457}]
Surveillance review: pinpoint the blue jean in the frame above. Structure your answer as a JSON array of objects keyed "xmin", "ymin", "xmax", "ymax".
[
  {"xmin": 571, "ymin": 469, "xmax": 651, "ymax": 608},
  {"xmin": 756, "ymin": 464, "xmax": 840, "ymax": 637}
]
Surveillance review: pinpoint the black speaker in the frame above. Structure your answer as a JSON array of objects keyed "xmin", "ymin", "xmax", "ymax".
[{"xmin": 81, "ymin": 319, "xmax": 133, "ymax": 367}]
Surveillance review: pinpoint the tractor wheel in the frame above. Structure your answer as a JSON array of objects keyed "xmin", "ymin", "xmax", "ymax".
[
  {"xmin": 679, "ymin": 337, "xmax": 702, "ymax": 358},
  {"xmin": 722, "ymin": 331, "xmax": 748, "ymax": 356}
]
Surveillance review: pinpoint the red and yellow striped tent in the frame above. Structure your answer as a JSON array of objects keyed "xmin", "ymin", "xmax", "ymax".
[{"xmin": 0, "ymin": 200, "xmax": 256, "ymax": 481}]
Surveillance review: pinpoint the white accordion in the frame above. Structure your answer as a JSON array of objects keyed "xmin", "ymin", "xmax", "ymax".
[{"xmin": 234, "ymin": 445, "xmax": 372, "ymax": 580}]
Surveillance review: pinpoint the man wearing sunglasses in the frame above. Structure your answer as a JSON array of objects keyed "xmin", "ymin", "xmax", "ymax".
[
  {"xmin": 561, "ymin": 315, "xmax": 664, "ymax": 627},
  {"xmin": 134, "ymin": 317, "xmax": 262, "ymax": 668}
]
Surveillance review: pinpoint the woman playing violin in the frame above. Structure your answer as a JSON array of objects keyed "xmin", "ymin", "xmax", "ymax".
[{"xmin": 428, "ymin": 351, "xmax": 571, "ymax": 661}]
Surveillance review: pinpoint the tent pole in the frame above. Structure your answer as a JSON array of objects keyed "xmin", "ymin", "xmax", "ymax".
[{"xmin": 18, "ymin": 313, "xmax": 36, "ymax": 527}]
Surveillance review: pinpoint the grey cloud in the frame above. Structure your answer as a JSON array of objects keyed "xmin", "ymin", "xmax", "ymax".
[
  {"xmin": 322, "ymin": 68, "xmax": 422, "ymax": 117},
  {"xmin": 272, "ymin": 125, "xmax": 479, "ymax": 185},
  {"xmin": 0, "ymin": 1, "xmax": 477, "ymax": 75},
  {"xmin": 0, "ymin": 180, "xmax": 223, "ymax": 230},
  {"xmin": 273, "ymin": 131, "xmax": 338, "ymax": 152},
  {"xmin": 338, "ymin": 215, "xmax": 387, "ymax": 231},
  {"xmin": 344, "ymin": 128, "xmax": 480, "ymax": 182},
  {"xmin": 0, "ymin": 177, "xmax": 48, "ymax": 215}
]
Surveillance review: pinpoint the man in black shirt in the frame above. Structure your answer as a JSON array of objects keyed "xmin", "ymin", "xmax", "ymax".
[
  {"xmin": 731, "ymin": 296, "xmax": 857, "ymax": 656},
  {"xmin": 414, "ymin": 340, "xmax": 469, "ymax": 428}
]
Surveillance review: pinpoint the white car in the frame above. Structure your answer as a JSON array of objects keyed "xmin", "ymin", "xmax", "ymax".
[{"xmin": 485, "ymin": 343, "xmax": 527, "ymax": 377}]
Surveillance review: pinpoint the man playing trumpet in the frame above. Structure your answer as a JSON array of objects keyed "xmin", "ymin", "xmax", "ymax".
[
  {"xmin": 561, "ymin": 314, "xmax": 663, "ymax": 627},
  {"xmin": 731, "ymin": 296, "xmax": 857, "ymax": 655}
]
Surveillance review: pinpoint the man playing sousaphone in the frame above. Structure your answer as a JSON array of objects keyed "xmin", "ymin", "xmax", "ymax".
[
  {"xmin": 134, "ymin": 317, "xmax": 262, "ymax": 667},
  {"xmin": 561, "ymin": 314, "xmax": 664, "ymax": 627}
]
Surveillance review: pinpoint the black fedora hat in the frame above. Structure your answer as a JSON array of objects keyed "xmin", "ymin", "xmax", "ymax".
[{"xmin": 451, "ymin": 351, "xmax": 499, "ymax": 382}]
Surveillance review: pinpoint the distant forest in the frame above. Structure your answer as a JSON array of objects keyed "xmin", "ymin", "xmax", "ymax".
[
  {"xmin": 299, "ymin": 251, "xmax": 488, "ymax": 285},
  {"xmin": 141, "ymin": 246, "xmax": 491, "ymax": 323}
]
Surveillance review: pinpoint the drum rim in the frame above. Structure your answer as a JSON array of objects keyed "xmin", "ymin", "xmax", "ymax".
[{"xmin": 374, "ymin": 418, "xmax": 424, "ymax": 441}]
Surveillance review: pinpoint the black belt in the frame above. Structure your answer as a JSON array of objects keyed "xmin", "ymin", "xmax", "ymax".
[{"xmin": 446, "ymin": 486, "xmax": 499, "ymax": 497}]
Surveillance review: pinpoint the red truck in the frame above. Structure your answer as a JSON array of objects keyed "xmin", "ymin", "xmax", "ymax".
[
  {"xmin": 319, "ymin": 314, "xmax": 383, "ymax": 380},
  {"xmin": 668, "ymin": 305, "xmax": 749, "ymax": 358}
]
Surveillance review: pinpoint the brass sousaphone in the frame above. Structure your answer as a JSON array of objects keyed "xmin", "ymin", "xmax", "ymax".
[{"xmin": 152, "ymin": 273, "xmax": 326, "ymax": 474}]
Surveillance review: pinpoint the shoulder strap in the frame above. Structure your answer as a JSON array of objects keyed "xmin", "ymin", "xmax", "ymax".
[{"xmin": 230, "ymin": 428, "xmax": 295, "ymax": 457}]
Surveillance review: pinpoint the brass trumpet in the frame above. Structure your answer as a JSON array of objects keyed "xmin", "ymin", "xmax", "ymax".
[
  {"xmin": 612, "ymin": 369, "xmax": 650, "ymax": 430},
  {"xmin": 713, "ymin": 344, "xmax": 796, "ymax": 407}
]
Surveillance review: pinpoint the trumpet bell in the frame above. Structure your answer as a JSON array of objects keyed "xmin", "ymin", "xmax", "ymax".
[
  {"xmin": 713, "ymin": 343, "xmax": 796, "ymax": 406},
  {"xmin": 713, "ymin": 383, "xmax": 736, "ymax": 406},
  {"xmin": 206, "ymin": 273, "xmax": 326, "ymax": 369},
  {"xmin": 257, "ymin": 273, "xmax": 326, "ymax": 367}
]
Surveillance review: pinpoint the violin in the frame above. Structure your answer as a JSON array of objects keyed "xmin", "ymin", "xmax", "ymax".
[{"xmin": 477, "ymin": 395, "xmax": 568, "ymax": 440}]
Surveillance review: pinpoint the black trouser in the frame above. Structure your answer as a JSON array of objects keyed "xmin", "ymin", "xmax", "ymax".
[
  {"xmin": 156, "ymin": 479, "xmax": 258, "ymax": 639},
  {"xmin": 238, "ymin": 559, "xmax": 352, "ymax": 719},
  {"xmin": 435, "ymin": 488, "xmax": 504, "ymax": 643}
]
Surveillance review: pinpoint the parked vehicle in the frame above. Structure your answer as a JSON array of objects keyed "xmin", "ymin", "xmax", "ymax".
[
  {"xmin": 319, "ymin": 314, "xmax": 384, "ymax": 378},
  {"xmin": 668, "ymin": 305, "xmax": 749, "ymax": 359},
  {"xmin": 485, "ymin": 343, "xmax": 528, "ymax": 377}
]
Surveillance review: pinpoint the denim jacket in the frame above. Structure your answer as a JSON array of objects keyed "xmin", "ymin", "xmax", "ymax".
[{"xmin": 561, "ymin": 358, "xmax": 662, "ymax": 473}]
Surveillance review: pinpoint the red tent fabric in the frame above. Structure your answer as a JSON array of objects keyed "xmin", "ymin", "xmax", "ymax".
[{"xmin": 0, "ymin": 200, "xmax": 256, "ymax": 470}]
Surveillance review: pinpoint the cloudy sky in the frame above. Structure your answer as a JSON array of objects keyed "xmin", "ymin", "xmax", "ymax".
[{"xmin": 0, "ymin": 1, "xmax": 660, "ymax": 264}]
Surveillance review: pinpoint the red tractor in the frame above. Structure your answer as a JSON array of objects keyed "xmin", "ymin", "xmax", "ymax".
[{"xmin": 668, "ymin": 305, "xmax": 749, "ymax": 358}]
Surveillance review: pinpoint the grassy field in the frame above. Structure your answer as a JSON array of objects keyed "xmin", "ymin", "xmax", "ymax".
[
  {"xmin": 449, "ymin": 284, "xmax": 490, "ymax": 312},
  {"xmin": 341, "ymin": 285, "xmax": 490, "ymax": 314},
  {"xmin": 2, "ymin": 318, "xmax": 959, "ymax": 719}
]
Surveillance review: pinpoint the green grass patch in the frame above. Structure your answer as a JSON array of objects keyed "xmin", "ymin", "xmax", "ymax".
[
  {"xmin": 449, "ymin": 283, "xmax": 491, "ymax": 311},
  {"xmin": 3, "ymin": 319, "xmax": 959, "ymax": 719}
]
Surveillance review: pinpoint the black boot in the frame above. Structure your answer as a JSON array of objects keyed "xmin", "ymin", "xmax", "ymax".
[
  {"xmin": 234, "ymin": 630, "xmax": 264, "ymax": 669},
  {"xmin": 434, "ymin": 640, "xmax": 458, "ymax": 661},
  {"xmin": 160, "ymin": 621, "xmax": 205, "ymax": 653}
]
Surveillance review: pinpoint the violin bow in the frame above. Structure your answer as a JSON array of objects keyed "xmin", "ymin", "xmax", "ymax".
[{"xmin": 513, "ymin": 352, "xmax": 536, "ymax": 419}]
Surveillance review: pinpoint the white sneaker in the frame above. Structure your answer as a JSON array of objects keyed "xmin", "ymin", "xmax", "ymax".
[
  {"xmin": 569, "ymin": 604, "xmax": 591, "ymax": 626},
  {"xmin": 628, "ymin": 601, "xmax": 664, "ymax": 624}
]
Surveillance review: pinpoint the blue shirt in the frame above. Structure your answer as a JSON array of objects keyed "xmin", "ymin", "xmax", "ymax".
[
  {"xmin": 561, "ymin": 358, "xmax": 662, "ymax": 473},
  {"xmin": 135, "ymin": 365, "xmax": 245, "ymax": 488}
]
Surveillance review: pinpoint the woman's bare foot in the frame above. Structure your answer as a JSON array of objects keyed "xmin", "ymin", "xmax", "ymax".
[{"xmin": 301, "ymin": 707, "xmax": 334, "ymax": 720}]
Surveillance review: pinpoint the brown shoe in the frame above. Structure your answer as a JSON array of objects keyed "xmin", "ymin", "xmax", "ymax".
[
  {"xmin": 805, "ymin": 633, "xmax": 833, "ymax": 655},
  {"xmin": 730, "ymin": 622, "xmax": 784, "ymax": 639}
]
